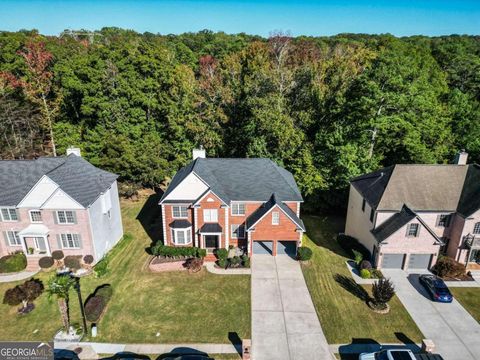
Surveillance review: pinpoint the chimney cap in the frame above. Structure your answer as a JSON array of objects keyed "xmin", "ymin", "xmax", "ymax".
[
  {"xmin": 192, "ymin": 147, "xmax": 206, "ymax": 160},
  {"xmin": 66, "ymin": 147, "xmax": 81, "ymax": 157}
]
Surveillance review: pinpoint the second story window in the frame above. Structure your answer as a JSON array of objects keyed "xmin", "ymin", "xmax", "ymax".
[
  {"xmin": 407, "ymin": 223, "xmax": 420, "ymax": 237},
  {"xmin": 56, "ymin": 210, "xmax": 76, "ymax": 224},
  {"xmin": 437, "ymin": 214, "xmax": 451, "ymax": 227},
  {"xmin": 172, "ymin": 205, "xmax": 188, "ymax": 218},
  {"xmin": 29, "ymin": 210, "xmax": 42, "ymax": 223},
  {"xmin": 203, "ymin": 209, "xmax": 218, "ymax": 222},
  {"xmin": 272, "ymin": 211, "xmax": 280, "ymax": 225},
  {"xmin": 0, "ymin": 208, "xmax": 18, "ymax": 222},
  {"xmin": 473, "ymin": 222, "xmax": 480, "ymax": 235},
  {"xmin": 231, "ymin": 224, "xmax": 245, "ymax": 239},
  {"xmin": 231, "ymin": 203, "xmax": 246, "ymax": 216}
]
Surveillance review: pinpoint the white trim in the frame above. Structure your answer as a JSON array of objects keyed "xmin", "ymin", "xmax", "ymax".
[
  {"xmin": 17, "ymin": 175, "xmax": 57, "ymax": 208},
  {"xmin": 60, "ymin": 233, "xmax": 81, "ymax": 249},
  {"xmin": 247, "ymin": 203, "xmax": 303, "ymax": 231},
  {"xmin": 56, "ymin": 210, "xmax": 76, "ymax": 224},
  {"xmin": 29, "ymin": 209, "xmax": 43, "ymax": 223},
  {"xmin": 193, "ymin": 206, "xmax": 198, "ymax": 247},
  {"xmin": 161, "ymin": 204, "xmax": 167, "ymax": 244},
  {"xmin": 225, "ymin": 207, "xmax": 229, "ymax": 249},
  {"xmin": 39, "ymin": 181, "xmax": 85, "ymax": 209},
  {"xmin": 203, "ymin": 233, "xmax": 222, "ymax": 253},
  {"xmin": 171, "ymin": 205, "xmax": 189, "ymax": 219},
  {"xmin": 171, "ymin": 228, "xmax": 192, "ymax": 246},
  {"xmin": 193, "ymin": 188, "xmax": 228, "ymax": 206},
  {"xmin": 6, "ymin": 230, "xmax": 22, "ymax": 246}
]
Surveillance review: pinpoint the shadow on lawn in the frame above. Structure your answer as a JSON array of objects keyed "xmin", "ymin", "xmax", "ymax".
[
  {"xmin": 303, "ymin": 215, "xmax": 351, "ymax": 259},
  {"xmin": 334, "ymin": 274, "xmax": 371, "ymax": 302},
  {"xmin": 137, "ymin": 191, "xmax": 164, "ymax": 250}
]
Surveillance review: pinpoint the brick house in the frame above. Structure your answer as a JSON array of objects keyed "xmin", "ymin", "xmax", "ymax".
[
  {"xmin": 0, "ymin": 149, "xmax": 123, "ymax": 264},
  {"xmin": 345, "ymin": 151, "xmax": 480, "ymax": 270},
  {"xmin": 159, "ymin": 149, "xmax": 305, "ymax": 258}
]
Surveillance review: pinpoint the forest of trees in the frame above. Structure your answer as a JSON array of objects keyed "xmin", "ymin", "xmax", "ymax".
[{"xmin": 0, "ymin": 29, "xmax": 479, "ymax": 212}]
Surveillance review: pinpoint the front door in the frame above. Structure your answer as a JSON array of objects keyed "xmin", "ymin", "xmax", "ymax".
[
  {"xmin": 34, "ymin": 237, "xmax": 47, "ymax": 253},
  {"xmin": 204, "ymin": 235, "xmax": 218, "ymax": 253}
]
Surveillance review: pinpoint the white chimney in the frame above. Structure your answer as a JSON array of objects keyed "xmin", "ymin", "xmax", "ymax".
[
  {"xmin": 454, "ymin": 150, "xmax": 468, "ymax": 165},
  {"xmin": 66, "ymin": 147, "xmax": 81, "ymax": 157},
  {"xmin": 192, "ymin": 146, "xmax": 206, "ymax": 160}
]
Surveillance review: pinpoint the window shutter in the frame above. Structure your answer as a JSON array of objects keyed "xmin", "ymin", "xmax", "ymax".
[
  {"xmin": 76, "ymin": 234, "xmax": 83, "ymax": 249},
  {"xmin": 72, "ymin": 212, "xmax": 77, "ymax": 224},
  {"xmin": 56, "ymin": 234, "xmax": 62, "ymax": 249},
  {"xmin": 435, "ymin": 215, "xmax": 441, "ymax": 227},
  {"xmin": 3, "ymin": 231, "xmax": 9, "ymax": 246},
  {"xmin": 405, "ymin": 225, "xmax": 410, "ymax": 237},
  {"xmin": 53, "ymin": 212, "xmax": 58, "ymax": 224}
]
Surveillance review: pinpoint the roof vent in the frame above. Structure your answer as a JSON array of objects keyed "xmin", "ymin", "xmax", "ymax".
[
  {"xmin": 192, "ymin": 146, "xmax": 206, "ymax": 160},
  {"xmin": 454, "ymin": 150, "xmax": 468, "ymax": 165},
  {"xmin": 66, "ymin": 147, "xmax": 81, "ymax": 157}
]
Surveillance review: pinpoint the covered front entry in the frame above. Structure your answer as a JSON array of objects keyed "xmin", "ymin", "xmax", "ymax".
[
  {"xmin": 277, "ymin": 241, "xmax": 297, "ymax": 257},
  {"xmin": 204, "ymin": 235, "xmax": 219, "ymax": 253},
  {"xmin": 408, "ymin": 253, "xmax": 432, "ymax": 269},
  {"xmin": 18, "ymin": 224, "xmax": 51, "ymax": 256},
  {"xmin": 382, "ymin": 253, "xmax": 405, "ymax": 269},
  {"xmin": 253, "ymin": 241, "xmax": 273, "ymax": 255}
]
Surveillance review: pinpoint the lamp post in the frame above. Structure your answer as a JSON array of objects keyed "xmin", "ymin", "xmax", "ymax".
[{"xmin": 71, "ymin": 274, "xmax": 88, "ymax": 334}]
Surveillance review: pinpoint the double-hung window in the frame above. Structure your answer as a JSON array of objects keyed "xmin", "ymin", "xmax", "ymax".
[
  {"xmin": 56, "ymin": 210, "xmax": 76, "ymax": 224},
  {"xmin": 231, "ymin": 224, "xmax": 245, "ymax": 239},
  {"xmin": 203, "ymin": 209, "xmax": 218, "ymax": 222},
  {"xmin": 437, "ymin": 214, "xmax": 450, "ymax": 228},
  {"xmin": 272, "ymin": 211, "xmax": 280, "ymax": 225},
  {"xmin": 172, "ymin": 205, "xmax": 188, "ymax": 218},
  {"xmin": 60, "ymin": 233, "xmax": 81, "ymax": 249},
  {"xmin": 1, "ymin": 208, "xmax": 18, "ymax": 222},
  {"xmin": 6, "ymin": 231, "xmax": 21, "ymax": 246},
  {"xmin": 231, "ymin": 203, "xmax": 246, "ymax": 216},
  {"xmin": 473, "ymin": 222, "xmax": 480, "ymax": 235},
  {"xmin": 172, "ymin": 228, "xmax": 192, "ymax": 245},
  {"xmin": 29, "ymin": 210, "xmax": 42, "ymax": 223},
  {"xmin": 407, "ymin": 223, "xmax": 420, "ymax": 237}
]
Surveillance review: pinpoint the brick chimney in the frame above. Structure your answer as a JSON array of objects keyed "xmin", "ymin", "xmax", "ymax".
[{"xmin": 454, "ymin": 150, "xmax": 468, "ymax": 165}]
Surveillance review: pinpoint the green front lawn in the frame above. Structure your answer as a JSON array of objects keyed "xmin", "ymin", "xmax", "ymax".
[
  {"xmin": 0, "ymin": 197, "xmax": 250, "ymax": 343},
  {"xmin": 301, "ymin": 215, "xmax": 423, "ymax": 344},
  {"xmin": 450, "ymin": 288, "xmax": 480, "ymax": 323}
]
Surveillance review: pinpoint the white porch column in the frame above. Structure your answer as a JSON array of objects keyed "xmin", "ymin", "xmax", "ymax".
[
  {"xmin": 247, "ymin": 231, "xmax": 251, "ymax": 255},
  {"xmin": 161, "ymin": 204, "xmax": 166, "ymax": 245},
  {"xmin": 45, "ymin": 235, "xmax": 52, "ymax": 256},
  {"xmin": 224, "ymin": 207, "xmax": 229, "ymax": 249},
  {"xmin": 194, "ymin": 206, "xmax": 198, "ymax": 247}
]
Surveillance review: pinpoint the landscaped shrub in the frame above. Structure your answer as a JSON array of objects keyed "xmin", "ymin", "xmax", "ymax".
[
  {"xmin": 84, "ymin": 296, "xmax": 106, "ymax": 322},
  {"xmin": 360, "ymin": 260, "xmax": 372, "ymax": 270},
  {"xmin": 229, "ymin": 256, "xmax": 241, "ymax": 267},
  {"xmin": 217, "ymin": 258, "xmax": 227, "ymax": 268},
  {"xmin": 241, "ymin": 255, "xmax": 250, "ymax": 268},
  {"xmin": 94, "ymin": 257, "xmax": 109, "ymax": 278},
  {"xmin": 185, "ymin": 258, "xmax": 203, "ymax": 273},
  {"xmin": 352, "ymin": 250, "xmax": 363, "ymax": 266},
  {"xmin": 83, "ymin": 255, "xmax": 94, "ymax": 265},
  {"xmin": 337, "ymin": 234, "xmax": 371, "ymax": 261},
  {"xmin": 64, "ymin": 255, "xmax": 82, "ymax": 270},
  {"xmin": 197, "ymin": 248, "xmax": 207, "ymax": 258},
  {"xmin": 38, "ymin": 256, "xmax": 54, "ymax": 269},
  {"xmin": 215, "ymin": 248, "xmax": 228, "ymax": 260},
  {"xmin": 433, "ymin": 256, "xmax": 466, "ymax": 278},
  {"xmin": 297, "ymin": 246, "xmax": 313, "ymax": 261},
  {"xmin": 3, "ymin": 278, "xmax": 44, "ymax": 313},
  {"xmin": 51, "ymin": 250, "xmax": 64, "ymax": 261},
  {"xmin": 370, "ymin": 269, "xmax": 384, "ymax": 279},
  {"xmin": 360, "ymin": 269, "xmax": 371, "ymax": 279},
  {"xmin": 372, "ymin": 278, "xmax": 395, "ymax": 306},
  {"xmin": 0, "ymin": 252, "xmax": 27, "ymax": 273},
  {"xmin": 151, "ymin": 244, "xmax": 205, "ymax": 259},
  {"xmin": 95, "ymin": 284, "xmax": 113, "ymax": 302}
]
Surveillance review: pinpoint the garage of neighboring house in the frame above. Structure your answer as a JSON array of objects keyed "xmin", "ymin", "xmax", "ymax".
[
  {"xmin": 253, "ymin": 241, "xmax": 273, "ymax": 255},
  {"xmin": 381, "ymin": 253, "xmax": 405, "ymax": 269},
  {"xmin": 408, "ymin": 253, "xmax": 433, "ymax": 269}
]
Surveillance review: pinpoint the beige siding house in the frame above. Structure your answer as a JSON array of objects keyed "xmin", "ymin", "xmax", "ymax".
[{"xmin": 346, "ymin": 151, "xmax": 480, "ymax": 270}]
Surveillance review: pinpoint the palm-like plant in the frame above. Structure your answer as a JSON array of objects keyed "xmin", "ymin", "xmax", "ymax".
[{"xmin": 46, "ymin": 275, "xmax": 75, "ymax": 333}]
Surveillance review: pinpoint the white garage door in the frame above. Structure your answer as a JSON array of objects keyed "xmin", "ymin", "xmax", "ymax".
[
  {"xmin": 382, "ymin": 254, "xmax": 405, "ymax": 269},
  {"xmin": 408, "ymin": 254, "xmax": 432, "ymax": 269}
]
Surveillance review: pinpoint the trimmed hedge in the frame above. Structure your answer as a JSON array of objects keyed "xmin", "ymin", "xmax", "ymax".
[
  {"xmin": 337, "ymin": 234, "xmax": 371, "ymax": 261},
  {"xmin": 0, "ymin": 252, "xmax": 27, "ymax": 273},
  {"xmin": 297, "ymin": 246, "xmax": 313, "ymax": 261},
  {"xmin": 83, "ymin": 255, "xmax": 94, "ymax": 265},
  {"xmin": 38, "ymin": 256, "xmax": 54, "ymax": 269},
  {"xmin": 215, "ymin": 248, "xmax": 228, "ymax": 260},
  {"xmin": 360, "ymin": 269, "xmax": 371, "ymax": 279},
  {"xmin": 51, "ymin": 250, "xmax": 64, "ymax": 261},
  {"xmin": 151, "ymin": 244, "xmax": 206, "ymax": 258}
]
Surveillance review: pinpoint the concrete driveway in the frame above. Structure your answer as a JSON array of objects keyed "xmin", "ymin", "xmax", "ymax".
[
  {"xmin": 383, "ymin": 269, "xmax": 480, "ymax": 360},
  {"xmin": 251, "ymin": 254, "xmax": 332, "ymax": 360}
]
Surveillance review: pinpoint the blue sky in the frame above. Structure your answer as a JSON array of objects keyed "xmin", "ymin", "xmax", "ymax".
[{"xmin": 0, "ymin": 0, "xmax": 478, "ymax": 36}]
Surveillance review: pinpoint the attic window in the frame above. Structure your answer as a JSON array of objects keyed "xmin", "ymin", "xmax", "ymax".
[
  {"xmin": 272, "ymin": 211, "xmax": 280, "ymax": 225},
  {"xmin": 407, "ymin": 223, "xmax": 420, "ymax": 237}
]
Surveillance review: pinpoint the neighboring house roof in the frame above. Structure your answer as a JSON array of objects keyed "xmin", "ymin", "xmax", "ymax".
[
  {"xmin": 352, "ymin": 164, "xmax": 478, "ymax": 213},
  {"xmin": 246, "ymin": 193, "xmax": 306, "ymax": 231},
  {"xmin": 371, "ymin": 205, "xmax": 442, "ymax": 244},
  {"xmin": 160, "ymin": 158, "xmax": 303, "ymax": 203},
  {"xmin": 0, "ymin": 154, "xmax": 118, "ymax": 208}
]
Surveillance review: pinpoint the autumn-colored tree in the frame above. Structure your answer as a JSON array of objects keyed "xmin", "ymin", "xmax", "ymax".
[{"xmin": 18, "ymin": 40, "xmax": 61, "ymax": 156}]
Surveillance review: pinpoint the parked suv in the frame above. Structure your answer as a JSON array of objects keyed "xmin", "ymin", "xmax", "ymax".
[{"xmin": 359, "ymin": 349, "xmax": 444, "ymax": 360}]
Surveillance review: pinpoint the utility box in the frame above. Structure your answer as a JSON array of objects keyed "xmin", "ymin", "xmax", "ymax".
[{"xmin": 242, "ymin": 339, "xmax": 251, "ymax": 360}]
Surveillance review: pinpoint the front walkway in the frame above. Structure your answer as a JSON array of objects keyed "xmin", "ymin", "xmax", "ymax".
[
  {"xmin": 251, "ymin": 254, "xmax": 332, "ymax": 360},
  {"xmin": 0, "ymin": 270, "xmax": 39, "ymax": 283},
  {"xmin": 383, "ymin": 269, "xmax": 480, "ymax": 360},
  {"xmin": 204, "ymin": 261, "xmax": 251, "ymax": 275}
]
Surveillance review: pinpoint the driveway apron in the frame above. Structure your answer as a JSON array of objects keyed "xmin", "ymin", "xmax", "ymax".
[
  {"xmin": 383, "ymin": 269, "xmax": 480, "ymax": 360},
  {"xmin": 251, "ymin": 254, "xmax": 332, "ymax": 360}
]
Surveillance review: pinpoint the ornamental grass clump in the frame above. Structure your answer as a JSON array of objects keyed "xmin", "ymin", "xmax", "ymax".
[{"xmin": 372, "ymin": 278, "xmax": 395, "ymax": 310}]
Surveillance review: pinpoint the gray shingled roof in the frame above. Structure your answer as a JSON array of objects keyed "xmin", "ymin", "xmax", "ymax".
[
  {"xmin": 170, "ymin": 220, "xmax": 192, "ymax": 228},
  {"xmin": 199, "ymin": 223, "xmax": 223, "ymax": 233},
  {"xmin": 352, "ymin": 164, "xmax": 472, "ymax": 212},
  {"xmin": 0, "ymin": 154, "xmax": 117, "ymax": 208},
  {"xmin": 246, "ymin": 193, "xmax": 305, "ymax": 231},
  {"xmin": 160, "ymin": 158, "xmax": 303, "ymax": 203},
  {"xmin": 457, "ymin": 165, "xmax": 480, "ymax": 217}
]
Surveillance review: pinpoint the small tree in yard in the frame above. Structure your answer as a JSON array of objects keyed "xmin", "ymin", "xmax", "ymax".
[
  {"xmin": 372, "ymin": 278, "xmax": 395, "ymax": 308},
  {"xmin": 46, "ymin": 275, "xmax": 75, "ymax": 333},
  {"xmin": 3, "ymin": 278, "xmax": 44, "ymax": 313}
]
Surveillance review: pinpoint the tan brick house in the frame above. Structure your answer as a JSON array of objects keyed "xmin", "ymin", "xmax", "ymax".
[
  {"xmin": 346, "ymin": 151, "xmax": 480, "ymax": 270},
  {"xmin": 159, "ymin": 149, "xmax": 305, "ymax": 258}
]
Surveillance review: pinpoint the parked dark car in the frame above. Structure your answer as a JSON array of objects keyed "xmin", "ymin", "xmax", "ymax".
[
  {"xmin": 157, "ymin": 354, "xmax": 214, "ymax": 360},
  {"xmin": 419, "ymin": 274, "xmax": 453, "ymax": 303}
]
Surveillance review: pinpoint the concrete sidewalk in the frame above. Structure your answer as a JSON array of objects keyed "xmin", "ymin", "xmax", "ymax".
[
  {"xmin": 384, "ymin": 269, "xmax": 480, "ymax": 360},
  {"xmin": 0, "ymin": 270, "xmax": 39, "ymax": 283},
  {"xmin": 251, "ymin": 255, "xmax": 333, "ymax": 360}
]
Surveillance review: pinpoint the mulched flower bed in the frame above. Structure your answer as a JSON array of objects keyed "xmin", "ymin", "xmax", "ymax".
[
  {"xmin": 149, "ymin": 256, "xmax": 189, "ymax": 272},
  {"xmin": 367, "ymin": 300, "xmax": 390, "ymax": 314}
]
